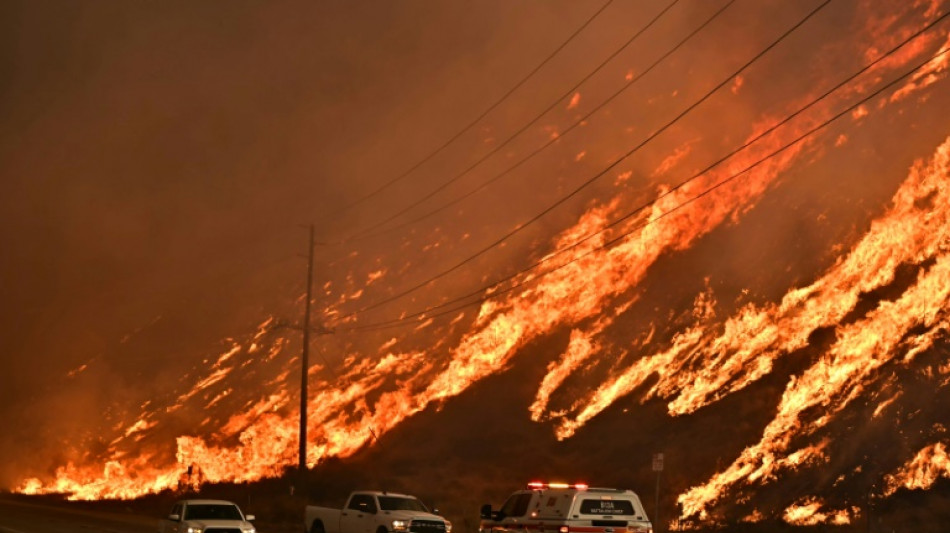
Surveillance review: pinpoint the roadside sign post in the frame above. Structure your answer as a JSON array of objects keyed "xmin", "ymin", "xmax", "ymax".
[{"xmin": 652, "ymin": 453, "xmax": 664, "ymax": 532}]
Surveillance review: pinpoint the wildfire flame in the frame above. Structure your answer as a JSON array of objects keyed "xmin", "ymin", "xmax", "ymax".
[
  {"xmin": 884, "ymin": 442, "xmax": 950, "ymax": 496},
  {"xmin": 782, "ymin": 497, "xmax": 858, "ymax": 526},
  {"xmin": 14, "ymin": 3, "xmax": 950, "ymax": 530},
  {"xmin": 672, "ymin": 134, "xmax": 950, "ymax": 521}
]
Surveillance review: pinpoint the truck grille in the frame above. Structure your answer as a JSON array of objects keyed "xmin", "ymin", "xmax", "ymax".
[{"xmin": 410, "ymin": 520, "xmax": 446, "ymax": 533}]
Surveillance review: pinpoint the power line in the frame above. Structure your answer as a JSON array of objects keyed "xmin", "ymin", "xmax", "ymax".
[
  {"xmin": 342, "ymin": 0, "xmax": 685, "ymax": 241},
  {"xmin": 343, "ymin": 47, "xmax": 950, "ymax": 333},
  {"xmin": 334, "ymin": 9, "xmax": 950, "ymax": 333},
  {"xmin": 330, "ymin": 0, "xmax": 616, "ymax": 217},
  {"xmin": 333, "ymin": 0, "xmax": 833, "ymax": 322},
  {"xmin": 351, "ymin": 0, "xmax": 730, "ymax": 243}
]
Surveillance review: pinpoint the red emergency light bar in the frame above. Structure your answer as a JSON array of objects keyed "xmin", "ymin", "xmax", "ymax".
[{"xmin": 527, "ymin": 481, "xmax": 589, "ymax": 490}]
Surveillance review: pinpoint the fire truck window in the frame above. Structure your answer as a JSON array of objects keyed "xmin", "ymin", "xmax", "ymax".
[
  {"xmin": 499, "ymin": 493, "xmax": 533, "ymax": 518},
  {"xmin": 499, "ymin": 495, "xmax": 519, "ymax": 517},
  {"xmin": 578, "ymin": 500, "xmax": 635, "ymax": 515},
  {"xmin": 513, "ymin": 494, "xmax": 532, "ymax": 517}
]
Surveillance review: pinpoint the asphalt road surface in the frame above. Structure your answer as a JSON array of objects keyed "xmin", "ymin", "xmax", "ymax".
[{"xmin": 0, "ymin": 496, "xmax": 157, "ymax": 533}]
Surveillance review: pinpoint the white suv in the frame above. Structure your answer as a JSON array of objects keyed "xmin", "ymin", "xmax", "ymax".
[{"xmin": 158, "ymin": 499, "xmax": 256, "ymax": 533}]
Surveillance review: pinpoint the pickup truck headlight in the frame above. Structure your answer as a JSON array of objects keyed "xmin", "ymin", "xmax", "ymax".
[
  {"xmin": 392, "ymin": 520, "xmax": 409, "ymax": 531},
  {"xmin": 186, "ymin": 528, "xmax": 203, "ymax": 533},
  {"xmin": 241, "ymin": 528, "xmax": 256, "ymax": 533}
]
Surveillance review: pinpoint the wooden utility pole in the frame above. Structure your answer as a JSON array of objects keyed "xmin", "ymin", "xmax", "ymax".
[
  {"xmin": 299, "ymin": 225, "xmax": 314, "ymax": 486},
  {"xmin": 653, "ymin": 453, "xmax": 664, "ymax": 532}
]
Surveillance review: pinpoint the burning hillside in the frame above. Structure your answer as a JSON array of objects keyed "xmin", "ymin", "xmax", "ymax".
[{"xmin": 6, "ymin": 0, "xmax": 950, "ymax": 530}]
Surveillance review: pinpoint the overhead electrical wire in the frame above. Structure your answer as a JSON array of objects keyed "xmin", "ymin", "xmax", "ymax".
[
  {"xmin": 341, "ymin": 0, "xmax": 685, "ymax": 241},
  {"xmin": 349, "ymin": 0, "xmax": 730, "ymax": 243},
  {"xmin": 339, "ymin": 39, "xmax": 950, "ymax": 332},
  {"xmin": 330, "ymin": 0, "xmax": 617, "ymax": 217},
  {"xmin": 333, "ymin": 0, "xmax": 834, "ymax": 322}
]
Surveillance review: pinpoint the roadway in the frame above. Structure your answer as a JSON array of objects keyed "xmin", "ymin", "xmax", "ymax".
[{"xmin": 0, "ymin": 496, "xmax": 156, "ymax": 533}]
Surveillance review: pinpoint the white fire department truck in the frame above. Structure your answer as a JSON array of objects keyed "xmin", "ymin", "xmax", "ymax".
[{"xmin": 479, "ymin": 482, "xmax": 652, "ymax": 533}]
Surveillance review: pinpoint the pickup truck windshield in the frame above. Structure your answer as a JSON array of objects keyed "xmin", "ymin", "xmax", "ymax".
[
  {"xmin": 184, "ymin": 504, "xmax": 243, "ymax": 520},
  {"xmin": 378, "ymin": 496, "xmax": 428, "ymax": 512}
]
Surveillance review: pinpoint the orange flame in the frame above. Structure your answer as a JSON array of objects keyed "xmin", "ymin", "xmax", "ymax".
[
  {"xmin": 782, "ymin": 497, "xmax": 858, "ymax": 526},
  {"xmin": 676, "ymin": 136, "xmax": 950, "ymax": 520},
  {"xmin": 883, "ymin": 442, "xmax": 950, "ymax": 496}
]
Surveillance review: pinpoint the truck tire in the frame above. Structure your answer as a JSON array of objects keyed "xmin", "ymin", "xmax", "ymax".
[
  {"xmin": 311, "ymin": 521, "xmax": 326, "ymax": 533},
  {"xmin": 377, "ymin": 527, "xmax": 389, "ymax": 533}
]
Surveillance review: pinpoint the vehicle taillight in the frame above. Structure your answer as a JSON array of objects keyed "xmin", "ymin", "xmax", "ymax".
[{"xmin": 559, "ymin": 526, "xmax": 569, "ymax": 533}]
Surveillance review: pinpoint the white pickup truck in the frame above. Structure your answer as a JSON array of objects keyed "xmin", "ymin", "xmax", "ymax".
[
  {"xmin": 305, "ymin": 491, "xmax": 451, "ymax": 533},
  {"xmin": 158, "ymin": 499, "xmax": 256, "ymax": 533}
]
